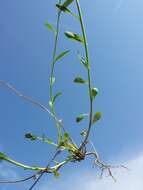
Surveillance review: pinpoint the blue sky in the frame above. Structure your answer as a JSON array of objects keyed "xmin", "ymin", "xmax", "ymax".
[{"xmin": 0, "ymin": 0, "xmax": 143, "ymax": 189}]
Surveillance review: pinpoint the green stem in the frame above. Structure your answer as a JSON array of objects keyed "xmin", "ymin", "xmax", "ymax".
[
  {"xmin": 2, "ymin": 152, "xmax": 73, "ymax": 174},
  {"xmin": 75, "ymin": 0, "xmax": 93, "ymax": 149},
  {"xmin": 49, "ymin": 1, "xmax": 76, "ymax": 146},
  {"xmin": 50, "ymin": 4, "xmax": 61, "ymax": 101},
  {"xmin": 3, "ymin": 157, "xmax": 46, "ymax": 172},
  {"xmin": 36, "ymin": 137, "xmax": 58, "ymax": 147},
  {"xmin": 3, "ymin": 154, "xmax": 71, "ymax": 173},
  {"xmin": 49, "ymin": 0, "xmax": 62, "ymax": 143},
  {"xmin": 52, "ymin": 157, "xmax": 72, "ymax": 171}
]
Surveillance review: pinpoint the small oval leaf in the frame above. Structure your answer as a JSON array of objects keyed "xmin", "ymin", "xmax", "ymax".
[
  {"xmin": 76, "ymin": 114, "xmax": 88, "ymax": 123},
  {"xmin": 64, "ymin": 132, "xmax": 70, "ymax": 142},
  {"xmin": 55, "ymin": 50, "xmax": 70, "ymax": 62},
  {"xmin": 92, "ymin": 112, "xmax": 102, "ymax": 124},
  {"xmin": 52, "ymin": 92, "xmax": 62, "ymax": 104},
  {"xmin": 77, "ymin": 52, "xmax": 88, "ymax": 69},
  {"xmin": 25, "ymin": 133, "xmax": 37, "ymax": 141},
  {"xmin": 73, "ymin": 77, "xmax": 87, "ymax": 84},
  {"xmin": 65, "ymin": 31, "xmax": 84, "ymax": 43},
  {"xmin": 44, "ymin": 21, "xmax": 56, "ymax": 34}
]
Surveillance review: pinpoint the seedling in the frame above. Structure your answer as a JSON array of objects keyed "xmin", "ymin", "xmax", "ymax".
[{"xmin": 0, "ymin": 1, "xmax": 126, "ymax": 189}]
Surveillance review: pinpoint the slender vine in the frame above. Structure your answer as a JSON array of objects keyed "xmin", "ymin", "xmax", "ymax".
[
  {"xmin": 75, "ymin": 0, "xmax": 93, "ymax": 149},
  {"xmin": 0, "ymin": 1, "xmax": 125, "ymax": 189}
]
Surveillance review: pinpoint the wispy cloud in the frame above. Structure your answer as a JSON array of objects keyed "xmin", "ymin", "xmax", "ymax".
[{"xmin": 39, "ymin": 154, "xmax": 143, "ymax": 190}]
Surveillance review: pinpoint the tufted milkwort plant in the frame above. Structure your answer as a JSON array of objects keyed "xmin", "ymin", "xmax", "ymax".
[{"xmin": 0, "ymin": 0, "xmax": 127, "ymax": 189}]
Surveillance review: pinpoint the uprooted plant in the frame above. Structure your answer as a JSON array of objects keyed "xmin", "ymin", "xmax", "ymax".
[{"xmin": 0, "ymin": 0, "xmax": 127, "ymax": 189}]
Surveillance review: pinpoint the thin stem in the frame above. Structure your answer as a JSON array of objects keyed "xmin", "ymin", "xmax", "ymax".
[
  {"xmin": 0, "ymin": 80, "xmax": 56, "ymax": 121},
  {"xmin": 53, "ymin": 157, "xmax": 72, "ymax": 171},
  {"xmin": 75, "ymin": 0, "xmax": 93, "ymax": 148},
  {"xmin": 49, "ymin": 0, "xmax": 62, "ymax": 143},
  {"xmin": 28, "ymin": 149, "xmax": 61, "ymax": 190},
  {"xmin": 49, "ymin": 1, "xmax": 75, "ymax": 146},
  {"xmin": 0, "ymin": 174, "xmax": 39, "ymax": 184},
  {"xmin": 3, "ymin": 156, "xmax": 47, "ymax": 172},
  {"xmin": 50, "ymin": 1, "xmax": 62, "ymax": 100},
  {"xmin": 34, "ymin": 136, "xmax": 58, "ymax": 147}
]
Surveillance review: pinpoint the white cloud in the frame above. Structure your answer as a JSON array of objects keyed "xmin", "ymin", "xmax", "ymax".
[{"xmin": 39, "ymin": 154, "xmax": 143, "ymax": 190}]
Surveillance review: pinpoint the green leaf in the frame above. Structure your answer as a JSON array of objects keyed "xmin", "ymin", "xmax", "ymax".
[
  {"xmin": 54, "ymin": 170, "xmax": 60, "ymax": 178},
  {"xmin": 64, "ymin": 132, "xmax": 70, "ymax": 141},
  {"xmin": 65, "ymin": 31, "xmax": 84, "ymax": 43},
  {"xmin": 76, "ymin": 114, "xmax": 88, "ymax": 123},
  {"xmin": 77, "ymin": 52, "xmax": 88, "ymax": 68},
  {"xmin": 55, "ymin": 50, "xmax": 70, "ymax": 62},
  {"xmin": 62, "ymin": 0, "xmax": 74, "ymax": 8},
  {"xmin": 52, "ymin": 92, "xmax": 62, "ymax": 104},
  {"xmin": 73, "ymin": 77, "xmax": 87, "ymax": 84},
  {"xmin": 92, "ymin": 112, "xmax": 102, "ymax": 124},
  {"xmin": 50, "ymin": 77, "xmax": 55, "ymax": 85},
  {"xmin": 80, "ymin": 130, "xmax": 87, "ymax": 137},
  {"xmin": 56, "ymin": 4, "xmax": 71, "ymax": 13},
  {"xmin": 91, "ymin": 87, "xmax": 98, "ymax": 99},
  {"xmin": 56, "ymin": 0, "xmax": 74, "ymax": 14},
  {"xmin": 0, "ymin": 152, "xmax": 7, "ymax": 160},
  {"xmin": 59, "ymin": 140, "xmax": 66, "ymax": 147},
  {"xmin": 25, "ymin": 133, "xmax": 37, "ymax": 141},
  {"xmin": 44, "ymin": 21, "xmax": 56, "ymax": 34},
  {"xmin": 56, "ymin": 4, "xmax": 78, "ymax": 18}
]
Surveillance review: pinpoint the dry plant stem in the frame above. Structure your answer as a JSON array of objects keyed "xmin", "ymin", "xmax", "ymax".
[
  {"xmin": 0, "ymin": 80, "xmax": 67, "ymax": 137},
  {"xmin": 85, "ymin": 151, "xmax": 117, "ymax": 181},
  {"xmin": 86, "ymin": 151, "xmax": 128, "ymax": 182},
  {"xmin": 89, "ymin": 140, "xmax": 99, "ymax": 158},
  {"xmin": 0, "ymin": 80, "xmax": 57, "ymax": 121},
  {"xmin": 86, "ymin": 140, "xmax": 127, "ymax": 181},
  {"xmin": 0, "ymin": 79, "xmax": 73, "ymax": 145},
  {"xmin": 75, "ymin": 0, "xmax": 93, "ymax": 150},
  {"xmin": 0, "ymin": 173, "xmax": 40, "ymax": 184},
  {"xmin": 86, "ymin": 152, "xmax": 99, "ymax": 162}
]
